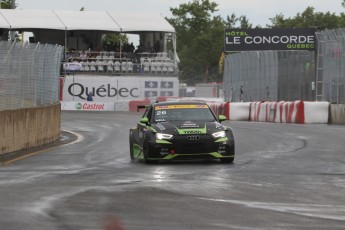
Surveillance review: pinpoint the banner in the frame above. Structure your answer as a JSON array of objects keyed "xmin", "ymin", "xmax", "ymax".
[
  {"xmin": 225, "ymin": 28, "xmax": 316, "ymax": 52},
  {"xmin": 62, "ymin": 75, "xmax": 179, "ymax": 102}
]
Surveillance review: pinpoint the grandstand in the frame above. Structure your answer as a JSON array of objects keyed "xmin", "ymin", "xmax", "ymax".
[{"xmin": 0, "ymin": 9, "xmax": 179, "ymax": 77}]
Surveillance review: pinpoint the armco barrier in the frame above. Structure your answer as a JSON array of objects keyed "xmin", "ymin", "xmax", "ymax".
[{"xmin": 0, "ymin": 104, "xmax": 60, "ymax": 155}]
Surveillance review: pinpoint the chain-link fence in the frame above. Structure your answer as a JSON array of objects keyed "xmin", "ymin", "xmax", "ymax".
[
  {"xmin": 223, "ymin": 50, "xmax": 316, "ymax": 102},
  {"xmin": 316, "ymin": 29, "xmax": 345, "ymax": 104},
  {"xmin": 223, "ymin": 28, "xmax": 345, "ymax": 103},
  {"xmin": 0, "ymin": 41, "xmax": 63, "ymax": 111}
]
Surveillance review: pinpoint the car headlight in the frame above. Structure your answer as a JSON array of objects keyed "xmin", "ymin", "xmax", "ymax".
[
  {"xmin": 212, "ymin": 131, "xmax": 226, "ymax": 138},
  {"xmin": 156, "ymin": 133, "xmax": 173, "ymax": 140}
]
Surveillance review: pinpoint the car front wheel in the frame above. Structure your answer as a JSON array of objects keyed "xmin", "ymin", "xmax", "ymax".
[
  {"xmin": 143, "ymin": 139, "xmax": 156, "ymax": 164},
  {"xmin": 220, "ymin": 157, "xmax": 234, "ymax": 164}
]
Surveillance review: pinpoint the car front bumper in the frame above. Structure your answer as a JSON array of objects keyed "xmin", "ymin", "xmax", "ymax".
[{"xmin": 146, "ymin": 134, "xmax": 235, "ymax": 161}]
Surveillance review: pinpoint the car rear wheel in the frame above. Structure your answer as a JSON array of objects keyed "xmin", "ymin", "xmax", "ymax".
[{"xmin": 129, "ymin": 132, "xmax": 135, "ymax": 161}]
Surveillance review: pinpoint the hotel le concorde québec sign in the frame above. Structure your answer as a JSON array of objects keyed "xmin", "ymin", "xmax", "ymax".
[{"xmin": 224, "ymin": 28, "xmax": 316, "ymax": 52}]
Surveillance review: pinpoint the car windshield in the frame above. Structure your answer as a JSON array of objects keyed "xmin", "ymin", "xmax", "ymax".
[{"xmin": 153, "ymin": 104, "xmax": 215, "ymax": 122}]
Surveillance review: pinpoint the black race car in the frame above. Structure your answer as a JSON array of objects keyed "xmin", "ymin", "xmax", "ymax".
[{"xmin": 129, "ymin": 101, "xmax": 235, "ymax": 163}]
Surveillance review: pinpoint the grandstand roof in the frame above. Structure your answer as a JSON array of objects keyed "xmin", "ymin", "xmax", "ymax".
[{"xmin": 0, "ymin": 9, "xmax": 175, "ymax": 33}]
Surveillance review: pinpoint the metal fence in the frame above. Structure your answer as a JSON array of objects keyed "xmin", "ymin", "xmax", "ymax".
[
  {"xmin": 223, "ymin": 50, "xmax": 315, "ymax": 102},
  {"xmin": 223, "ymin": 28, "xmax": 345, "ymax": 103},
  {"xmin": 316, "ymin": 29, "xmax": 345, "ymax": 104},
  {"xmin": 0, "ymin": 41, "xmax": 63, "ymax": 110}
]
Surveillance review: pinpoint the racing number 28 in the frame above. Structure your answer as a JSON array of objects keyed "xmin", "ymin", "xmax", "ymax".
[{"xmin": 156, "ymin": 111, "xmax": 167, "ymax": 116}]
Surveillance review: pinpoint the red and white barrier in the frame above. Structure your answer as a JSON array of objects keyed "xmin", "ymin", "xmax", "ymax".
[
  {"xmin": 250, "ymin": 101, "xmax": 329, "ymax": 124},
  {"xmin": 208, "ymin": 102, "xmax": 229, "ymax": 119},
  {"xmin": 61, "ymin": 98, "xmax": 330, "ymax": 124},
  {"xmin": 228, "ymin": 102, "xmax": 250, "ymax": 121},
  {"xmin": 304, "ymin": 101, "xmax": 329, "ymax": 124}
]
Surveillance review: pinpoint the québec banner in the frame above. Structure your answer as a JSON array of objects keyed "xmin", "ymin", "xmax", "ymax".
[
  {"xmin": 62, "ymin": 75, "xmax": 179, "ymax": 101},
  {"xmin": 224, "ymin": 28, "xmax": 316, "ymax": 52}
]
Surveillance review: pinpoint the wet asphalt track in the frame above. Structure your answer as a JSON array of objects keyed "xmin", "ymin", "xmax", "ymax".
[{"xmin": 0, "ymin": 111, "xmax": 344, "ymax": 230}]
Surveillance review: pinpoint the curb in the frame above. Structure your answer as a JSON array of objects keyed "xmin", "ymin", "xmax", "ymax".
[{"xmin": 0, "ymin": 130, "xmax": 79, "ymax": 166}]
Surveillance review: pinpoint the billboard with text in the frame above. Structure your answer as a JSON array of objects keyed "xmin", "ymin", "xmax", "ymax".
[
  {"xmin": 62, "ymin": 75, "xmax": 179, "ymax": 102},
  {"xmin": 224, "ymin": 28, "xmax": 316, "ymax": 52}
]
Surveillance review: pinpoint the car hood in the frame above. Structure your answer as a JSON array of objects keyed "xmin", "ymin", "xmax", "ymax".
[{"xmin": 152, "ymin": 120, "xmax": 226, "ymax": 135}]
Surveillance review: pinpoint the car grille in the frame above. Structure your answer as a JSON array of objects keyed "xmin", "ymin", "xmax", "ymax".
[{"xmin": 172, "ymin": 134, "xmax": 215, "ymax": 154}]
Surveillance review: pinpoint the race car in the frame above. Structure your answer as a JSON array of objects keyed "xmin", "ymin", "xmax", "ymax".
[{"xmin": 129, "ymin": 101, "xmax": 235, "ymax": 163}]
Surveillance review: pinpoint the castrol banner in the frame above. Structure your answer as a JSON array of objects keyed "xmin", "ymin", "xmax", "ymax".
[{"xmin": 61, "ymin": 102, "xmax": 114, "ymax": 111}]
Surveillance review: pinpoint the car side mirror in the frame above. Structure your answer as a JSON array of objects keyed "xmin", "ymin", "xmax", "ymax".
[
  {"xmin": 140, "ymin": 117, "xmax": 149, "ymax": 125},
  {"xmin": 218, "ymin": 115, "xmax": 227, "ymax": 122}
]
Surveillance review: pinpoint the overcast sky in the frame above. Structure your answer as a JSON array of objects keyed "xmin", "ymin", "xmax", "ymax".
[{"xmin": 14, "ymin": 0, "xmax": 345, "ymax": 27}]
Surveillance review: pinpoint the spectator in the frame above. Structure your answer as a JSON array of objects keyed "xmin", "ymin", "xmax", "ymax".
[
  {"xmin": 87, "ymin": 92, "xmax": 93, "ymax": 101},
  {"xmin": 154, "ymin": 40, "xmax": 160, "ymax": 53}
]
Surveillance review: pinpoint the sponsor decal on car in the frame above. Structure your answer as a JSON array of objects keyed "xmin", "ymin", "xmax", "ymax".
[
  {"xmin": 155, "ymin": 104, "xmax": 209, "ymax": 110},
  {"xmin": 181, "ymin": 121, "xmax": 199, "ymax": 128},
  {"xmin": 182, "ymin": 130, "xmax": 202, "ymax": 134}
]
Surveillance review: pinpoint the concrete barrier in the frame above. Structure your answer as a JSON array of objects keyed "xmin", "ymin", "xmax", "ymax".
[
  {"xmin": 228, "ymin": 102, "xmax": 250, "ymax": 121},
  {"xmin": 249, "ymin": 101, "xmax": 329, "ymax": 124},
  {"xmin": 128, "ymin": 99, "xmax": 150, "ymax": 112},
  {"xmin": 59, "ymin": 98, "xmax": 339, "ymax": 125},
  {"xmin": 330, "ymin": 104, "xmax": 345, "ymax": 124},
  {"xmin": 0, "ymin": 104, "xmax": 60, "ymax": 156},
  {"xmin": 304, "ymin": 101, "xmax": 330, "ymax": 124}
]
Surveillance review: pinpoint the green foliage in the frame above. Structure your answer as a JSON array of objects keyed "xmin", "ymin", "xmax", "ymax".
[
  {"xmin": 168, "ymin": 0, "xmax": 345, "ymax": 84},
  {"xmin": 102, "ymin": 33, "xmax": 128, "ymax": 46},
  {"xmin": 0, "ymin": 0, "xmax": 15, "ymax": 9},
  {"xmin": 102, "ymin": 33, "xmax": 128, "ymax": 51},
  {"xmin": 267, "ymin": 6, "xmax": 344, "ymax": 30},
  {"xmin": 167, "ymin": 0, "xmax": 226, "ymax": 83},
  {"xmin": 167, "ymin": 0, "xmax": 256, "ymax": 84}
]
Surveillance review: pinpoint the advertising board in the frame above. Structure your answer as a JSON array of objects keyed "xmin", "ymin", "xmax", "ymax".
[
  {"xmin": 62, "ymin": 75, "xmax": 179, "ymax": 102},
  {"xmin": 224, "ymin": 28, "xmax": 316, "ymax": 52},
  {"xmin": 61, "ymin": 102, "xmax": 115, "ymax": 111}
]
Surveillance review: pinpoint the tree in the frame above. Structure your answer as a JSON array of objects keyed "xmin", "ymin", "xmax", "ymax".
[
  {"xmin": 225, "ymin": 13, "xmax": 254, "ymax": 29},
  {"xmin": 167, "ymin": 0, "xmax": 225, "ymax": 84},
  {"xmin": 102, "ymin": 33, "xmax": 128, "ymax": 51},
  {"xmin": 267, "ymin": 6, "xmax": 341, "ymax": 30},
  {"xmin": 0, "ymin": 0, "xmax": 15, "ymax": 9}
]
